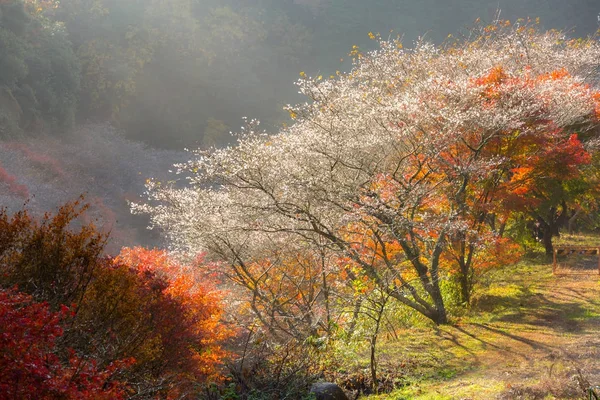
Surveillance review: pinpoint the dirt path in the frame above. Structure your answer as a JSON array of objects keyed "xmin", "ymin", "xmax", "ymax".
[{"xmin": 429, "ymin": 273, "xmax": 600, "ymax": 399}]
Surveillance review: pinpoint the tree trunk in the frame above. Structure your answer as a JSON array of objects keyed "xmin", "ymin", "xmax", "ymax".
[
  {"xmin": 568, "ymin": 209, "xmax": 582, "ymax": 234},
  {"xmin": 321, "ymin": 267, "xmax": 331, "ymax": 336},
  {"xmin": 346, "ymin": 298, "xmax": 363, "ymax": 338},
  {"xmin": 370, "ymin": 330, "xmax": 378, "ymax": 392},
  {"xmin": 498, "ymin": 219, "xmax": 507, "ymax": 238},
  {"xmin": 542, "ymin": 227, "xmax": 554, "ymax": 257},
  {"xmin": 459, "ymin": 270, "xmax": 470, "ymax": 306},
  {"xmin": 369, "ymin": 298, "xmax": 387, "ymax": 394},
  {"xmin": 535, "ymin": 203, "xmax": 569, "ymax": 257},
  {"xmin": 429, "ymin": 297, "xmax": 448, "ymax": 325},
  {"xmin": 434, "ymin": 307, "xmax": 448, "ymax": 324}
]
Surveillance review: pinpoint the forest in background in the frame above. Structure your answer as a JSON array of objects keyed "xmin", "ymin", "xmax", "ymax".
[{"xmin": 2, "ymin": 0, "xmax": 598, "ymax": 147}]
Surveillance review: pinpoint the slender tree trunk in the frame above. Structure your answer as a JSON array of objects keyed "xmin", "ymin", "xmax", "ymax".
[
  {"xmin": 369, "ymin": 297, "xmax": 387, "ymax": 393},
  {"xmin": 456, "ymin": 238, "xmax": 473, "ymax": 306},
  {"xmin": 346, "ymin": 298, "xmax": 363, "ymax": 337},
  {"xmin": 459, "ymin": 260, "xmax": 470, "ymax": 306},
  {"xmin": 498, "ymin": 219, "xmax": 507, "ymax": 238},
  {"xmin": 370, "ymin": 329, "xmax": 379, "ymax": 392},
  {"xmin": 568, "ymin": 209, "xmax": 582, "ymax": 234},
  {"xmin": 321, "ymin": 267, "xmax": 331, "ymax": 336},
  {"xmin": 429, "ymin": 240, "xmax": 449, "ymax": 324}
]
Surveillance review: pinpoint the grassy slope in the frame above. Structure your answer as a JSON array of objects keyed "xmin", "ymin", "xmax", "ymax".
[{"xmin": 359, "ymin": 240, "xmax": 600, "ymax": 399}]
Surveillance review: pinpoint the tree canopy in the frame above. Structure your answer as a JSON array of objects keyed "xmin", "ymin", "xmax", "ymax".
[{"xmin": 138, "ymin": 23, "xmax": 600, "ymax": 325}]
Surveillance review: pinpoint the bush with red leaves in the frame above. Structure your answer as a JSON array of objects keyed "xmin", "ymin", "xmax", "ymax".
[
  {"xmin": 0, "ymin": 199, "xmax": 232, "ymax": 399},
  {"xmin": 0, "ymin": 287, "xmax": 132, "ymax": 400}
]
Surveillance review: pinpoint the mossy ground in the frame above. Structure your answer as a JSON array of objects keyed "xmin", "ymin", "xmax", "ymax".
[{"xmin": 348, "ymin": 237, "xmax": 600, "ymax": 399}]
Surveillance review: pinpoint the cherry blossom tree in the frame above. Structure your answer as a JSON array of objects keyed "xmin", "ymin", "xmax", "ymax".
[{"xmin": 136, "ymin": 22, "xmax": 600, "ymax": 324}]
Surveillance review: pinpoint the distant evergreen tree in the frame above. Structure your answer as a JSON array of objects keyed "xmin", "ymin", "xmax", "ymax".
[{"xmin": 0, "ymin": 0, "xmax": 80, "ymax": 137}]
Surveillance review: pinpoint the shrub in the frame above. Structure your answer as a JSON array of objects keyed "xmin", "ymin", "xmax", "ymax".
[
  {"xmin": 0, "ymin": 200, "xmax": 231, "ymax": 398},
  {"xmin": 0, "ymin": 287, "xmax": 131, "ymax": 400}
]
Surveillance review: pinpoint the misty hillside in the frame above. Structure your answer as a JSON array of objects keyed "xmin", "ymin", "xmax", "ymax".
[
  {"xmin": 0, "ymin": 123, "xmax": 186, "ymax": 251},
  {"xmin": 1, "ymin": 0, "xmax": 597, "ymax": 250}
]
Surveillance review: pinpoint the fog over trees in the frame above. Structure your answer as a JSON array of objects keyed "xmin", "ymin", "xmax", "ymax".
[{"xmin": 1, "ymin": 0, "xmax": 597, "ymax": 249}]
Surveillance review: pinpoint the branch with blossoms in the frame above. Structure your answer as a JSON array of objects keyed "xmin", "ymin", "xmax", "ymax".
[{"xmin": 136, "ymin": 21, "xmax": 600, "ymax": 326}]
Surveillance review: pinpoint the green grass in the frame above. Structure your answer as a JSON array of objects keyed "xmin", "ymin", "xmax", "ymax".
[
  {"xmin": 554, "ymin": 233, "xmax": 600, "ymax": 247},
  {"xmin": 354, "ymin": 240, "xmax": 600, "ymax": 399}
]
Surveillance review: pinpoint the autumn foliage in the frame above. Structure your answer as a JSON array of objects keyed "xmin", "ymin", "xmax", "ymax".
[
  {"xmin": 137, "ymin": 21, "xmax": 600, "ymax": 328},
  {"xmin": 0, "ymin": 161, "xmax": 29, "ymax": 198},
  {"xmin": 4, "ymin": 142, "xmax": 66, "ymax": 178},
  {"xmin": 0, "ymin": 288, "xmax": 131, "ymax": 400},
  {"xmin": 0, "ymin": 200, "xmax": 231, "ymax": 398},
  {"xmin": 115, "ymin": 247, "xmax": 233, "ymax": 384}
]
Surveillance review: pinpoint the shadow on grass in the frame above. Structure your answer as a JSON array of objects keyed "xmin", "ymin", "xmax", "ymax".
[
  {"xmin": 359, "ymin": 258, "xmax": 600, "ymax": 398},
  {"xmin": 472, "ymin": 283, "xmax": 599, "ymax": 333},
  {"xmin": 433, "ymin": 327, "xmax": 479, "ymax": 356},
  {"xmin": 471, "ymin": 323, "xmax": 551, "ymax": 351},
  {"xmin": 451, "ymin": 325, "xmax": 503, "ymax": 351}
]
